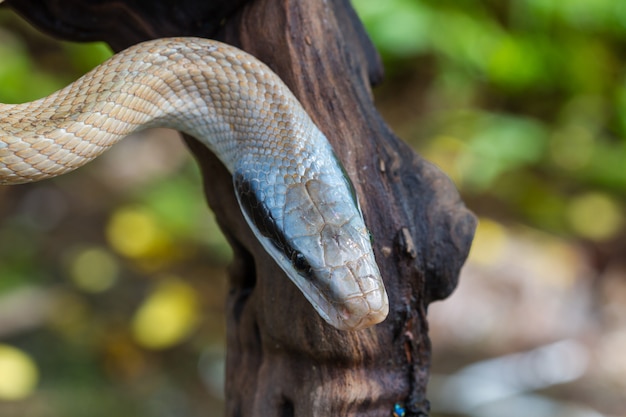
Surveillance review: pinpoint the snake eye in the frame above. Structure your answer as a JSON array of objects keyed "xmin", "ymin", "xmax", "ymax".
[{"xmin": 292, "ymin": 251, "xmax": 312, "ymax": 277}]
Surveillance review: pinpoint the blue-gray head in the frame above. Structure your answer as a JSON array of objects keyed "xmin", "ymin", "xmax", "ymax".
[{"xmin": 234, "ymin": 148, "xmax": 389, "ymax": 331}]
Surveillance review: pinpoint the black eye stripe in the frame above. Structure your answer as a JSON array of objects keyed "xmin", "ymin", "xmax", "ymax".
[
  {"xmin": 234, "ymin": 171, "xmax": 313, "ymax": 278},
  {"xmin": 234, "ymin": 171, "xmax": 284, "ymax": 248}
]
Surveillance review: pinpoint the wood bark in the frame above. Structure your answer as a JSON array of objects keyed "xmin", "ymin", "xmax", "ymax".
[{"xmin": 3, "ymin": 0, "xmax": 476, "ymax": 415}]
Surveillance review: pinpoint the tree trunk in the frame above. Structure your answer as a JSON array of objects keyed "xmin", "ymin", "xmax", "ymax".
[{"xmin": 4, "ymin": 0, "xmax": 476, "ymax": 415}]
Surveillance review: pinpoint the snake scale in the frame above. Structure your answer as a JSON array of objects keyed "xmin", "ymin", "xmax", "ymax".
[{"xmin": 0, "ymin": 37, "xmax": 389, "ymax": 331}]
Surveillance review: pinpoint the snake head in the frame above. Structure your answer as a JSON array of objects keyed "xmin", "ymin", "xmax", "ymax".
[{"xmin": 233, "ymin": 158, "xmax": 389, "ymax": 331}]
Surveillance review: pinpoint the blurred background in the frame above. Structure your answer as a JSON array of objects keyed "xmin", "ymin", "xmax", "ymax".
[{"xmin": 0, "ymin": 1, "xmax": 625, "ymax": 416}]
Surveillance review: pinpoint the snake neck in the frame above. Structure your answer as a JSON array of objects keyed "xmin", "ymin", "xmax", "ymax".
[{"xmin": 0, "ymin": 38, "xmax": 303, "ymax": 183}]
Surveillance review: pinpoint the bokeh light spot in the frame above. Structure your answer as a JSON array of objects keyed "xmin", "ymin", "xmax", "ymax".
[
  {"xmin": 0, "ymin": 344, "xmax": 38, "ymax": 401},
  {"xmin": 487, "ymin": 37, "xmax": 542, "ymax": 89},
  {"xmin": 69, "ymin": 247, "xmax": 119, "ymax": 293},
  {"xmin": 106, "ymin": 206, "xmax": 170, "ymax": 259},
  {"xmin": 131, "ymin": 278, "xmax": 200, "ymax": 350},
  {"xmin": 566, "ymin": 192, "xmax": 623, "ymax": 241}
]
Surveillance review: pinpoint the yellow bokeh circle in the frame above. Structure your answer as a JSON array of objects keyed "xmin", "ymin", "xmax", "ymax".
[
  {"xmin": 106, "ymin": 206, "xmax": 170, "ymax": 259},
  {"xmin": 131, "ymin": 278, "xmax": 200, "ymax": 350},
  {"xmin": 0, "ymin": 344, "xmax": 38, "ymax": 401}
]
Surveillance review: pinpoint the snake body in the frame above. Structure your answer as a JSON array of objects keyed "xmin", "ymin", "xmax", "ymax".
[{"xmin": 0, "ymin": 37, "xmax": 388, "ymax": 330}]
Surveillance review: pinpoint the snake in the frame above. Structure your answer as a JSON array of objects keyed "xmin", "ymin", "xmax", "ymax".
[{"xmin": 0, "ymin": 37, "xmax": 389, "ymax": 331}]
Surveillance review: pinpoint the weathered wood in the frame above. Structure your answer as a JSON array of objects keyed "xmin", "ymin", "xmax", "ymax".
[{"xmin": 4, "ymin": 0, "xmax": 476, "ymax": 415}]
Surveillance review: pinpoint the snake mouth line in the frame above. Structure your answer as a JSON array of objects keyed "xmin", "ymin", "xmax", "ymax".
[
  {"xmin": 237, "ymin": 200, "xmax": 387, "ymax": 330},
  {"xmin": 323, "ymin": 289, "xmax": 389, "ymax": 331},
  {"xmin": 260, "ymin": 234, "xmax": 388, "ymax": 330}
]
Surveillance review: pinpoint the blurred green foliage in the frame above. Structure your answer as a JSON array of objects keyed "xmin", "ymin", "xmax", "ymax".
[
  {"xmin": 354, "ymin": 0, "xmax": 626, "ymax": 240},
  {"xmin": 0, "ymin": 12, "xmax": 112, "ymax": 103}
]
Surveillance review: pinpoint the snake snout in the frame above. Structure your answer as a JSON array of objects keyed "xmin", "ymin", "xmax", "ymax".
[
  {"xmin": 319, "ymin": 253, "xmax": 389, "ymax": 331},
  {"xmin": 335, "ymin": 291, "xmax": 389, "ymax": 331}
]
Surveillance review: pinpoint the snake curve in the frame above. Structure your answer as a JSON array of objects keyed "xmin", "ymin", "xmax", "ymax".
[{"xmin": 0, "ymin": 37, "xmax": 389, "ymax": 331}]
